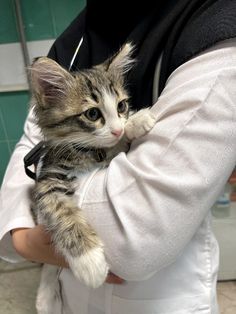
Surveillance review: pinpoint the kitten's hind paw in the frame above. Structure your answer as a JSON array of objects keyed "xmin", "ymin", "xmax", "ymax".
[{"xmin": 68, "ymin": 246, "xmax": 109, "ymax": 288}]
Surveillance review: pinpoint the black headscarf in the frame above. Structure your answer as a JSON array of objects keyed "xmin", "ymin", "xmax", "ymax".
[{"xmin": 48, "ymin": 0, "xmax": 218, "ymax": 109}]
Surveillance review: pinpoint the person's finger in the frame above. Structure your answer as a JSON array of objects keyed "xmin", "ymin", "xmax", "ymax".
[{"xmin": 106, "ymin": 272, "xmax": 124, "ymax": 284}]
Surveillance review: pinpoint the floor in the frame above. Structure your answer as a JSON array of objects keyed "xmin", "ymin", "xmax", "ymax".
[
  {"xmin": 217, "ymin": 281, "xmax": 236, "ymax": 314},
  {"xmin": 0, "ymin": 259, "xmax": 235, "ymax": 314},
  {"xmin": 0, "ymin": 259, "xmax": 40, "ymax": 314}
]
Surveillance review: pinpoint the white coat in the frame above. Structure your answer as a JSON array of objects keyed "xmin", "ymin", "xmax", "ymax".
[{"xmin": 1, "ymin": 39, "xmax": 236, "ymax": 314}]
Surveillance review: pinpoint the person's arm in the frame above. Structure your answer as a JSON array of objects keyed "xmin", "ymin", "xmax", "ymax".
[
  {"xmin": 74, "ymin": 39, "xmax": 236, "ymax": 281},
  {"xmin": 10, "ymin": 227, "xmax": 123, "ymax": 283},
  {"xmin": 0, "ymin": 107, "xmax": 42, "ymax": 262},
  {"xmin": 10, "ymin": 226, "xmax": 67, "ymax": 265}
]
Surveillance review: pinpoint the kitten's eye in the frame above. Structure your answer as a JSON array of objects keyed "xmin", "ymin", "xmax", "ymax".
[
  {"xmin": 117, "ymin": 100, "xmax": 127, "ymax": 114},
  {"xmin": 84, "ymin": 108, "xmax": 102, "ymax": 121}
]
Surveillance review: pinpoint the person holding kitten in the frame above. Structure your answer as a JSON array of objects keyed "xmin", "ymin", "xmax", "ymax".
[{"xmin": 1, "ymin": 0, "xmax": 236, "ymax": 313}]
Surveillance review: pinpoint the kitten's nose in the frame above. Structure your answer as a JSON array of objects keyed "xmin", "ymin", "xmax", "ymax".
[{"xmin": 111, "ymin": 129, "xmax": 123, "ymax": 137}]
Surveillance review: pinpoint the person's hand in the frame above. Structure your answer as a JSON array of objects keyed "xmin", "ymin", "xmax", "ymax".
[
  {"xmin": 11, "ymin": 225, "xmax": 68, "ymax": 267},
  {"xmin": 106, "ymin": 271, "xmax": 124, "ymax": 284},
  {"xmin": 11, "ymin": 225, "xmax": 124, "ymax": 284}
]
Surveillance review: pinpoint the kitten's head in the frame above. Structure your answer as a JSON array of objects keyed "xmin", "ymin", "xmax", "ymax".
[{"xmin": 30, "ymin": 43, "xmax": 135, "ymax": 148}]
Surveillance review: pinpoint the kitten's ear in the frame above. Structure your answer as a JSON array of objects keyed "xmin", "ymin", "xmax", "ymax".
[
  {"xmin": 103, "ymin": 42, "xmax": 135, "ymax": 74},
  {"xmin": 29, "ymin": 57, "xmax": 74, "ymax": 107}
]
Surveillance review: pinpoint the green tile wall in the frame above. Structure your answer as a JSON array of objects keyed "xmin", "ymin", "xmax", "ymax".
[
  {"xmin": 0, "ymin": 92, "xmax": 29, "ymax": 140},
  {"xmin": 49, "ymin": 0, "xmax": 85, "ymax": 37},
  {"xmin": 0, "ymin": 0, "xmax": 19, "ymax": 43},
  {"xmin": 0, "ymin": 0, "xmax": 86, "ymax": 44},
  {"xmin": 0, "ymin": 92, "xmax": 29, "ymax": 185},
  {"xmin": 0, "ymin": 142, "xmax": 11, "ymax": 186},
  {"xmin": 21, "ymin": 0, "xmax": 56, "ymax": 41}
]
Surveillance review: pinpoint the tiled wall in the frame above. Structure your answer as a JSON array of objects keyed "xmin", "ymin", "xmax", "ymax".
[
  {"xmin": 0, "ymin": 92, "xmax": 29, "ymax": 182},
  {"xmin": 0, "ymin": 0, "xmax": 85, "ymax": 44},
  {"xmin": 0, "ymin": 0, "xmax": 85, "ymax": 185}
]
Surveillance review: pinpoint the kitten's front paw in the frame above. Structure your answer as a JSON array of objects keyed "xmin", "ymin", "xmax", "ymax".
[
  {"xmin": 125, "ymin": 108, "xmax": 157, "ymax": 140},
  {"xmin": 67, "ymin": 246, "xmax": 109, "ymax": 288}
]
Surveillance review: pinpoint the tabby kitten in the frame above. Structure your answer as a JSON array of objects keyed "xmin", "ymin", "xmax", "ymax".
[{"xmin": 30, "ymin": 43, "xmax": 157, "ymax": 314}]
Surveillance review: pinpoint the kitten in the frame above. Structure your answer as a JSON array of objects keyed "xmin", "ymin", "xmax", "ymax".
[{"xmin": 29, "ymin": 43, "xmax": 157, "ymax": 314}]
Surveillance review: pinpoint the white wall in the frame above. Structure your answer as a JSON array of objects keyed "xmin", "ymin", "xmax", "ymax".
[{"xmin": 0, "ymin": 39, "xmax": 54, "ymax": 92}]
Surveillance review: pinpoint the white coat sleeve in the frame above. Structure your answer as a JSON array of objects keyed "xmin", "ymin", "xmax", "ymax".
[
  {"xmin": 0, "ymin": 108, "xmax": 42, "ymax": 262},
  {"xmin": 76, "ymin": 39, "xmax": 236, "ymax": 280}
]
